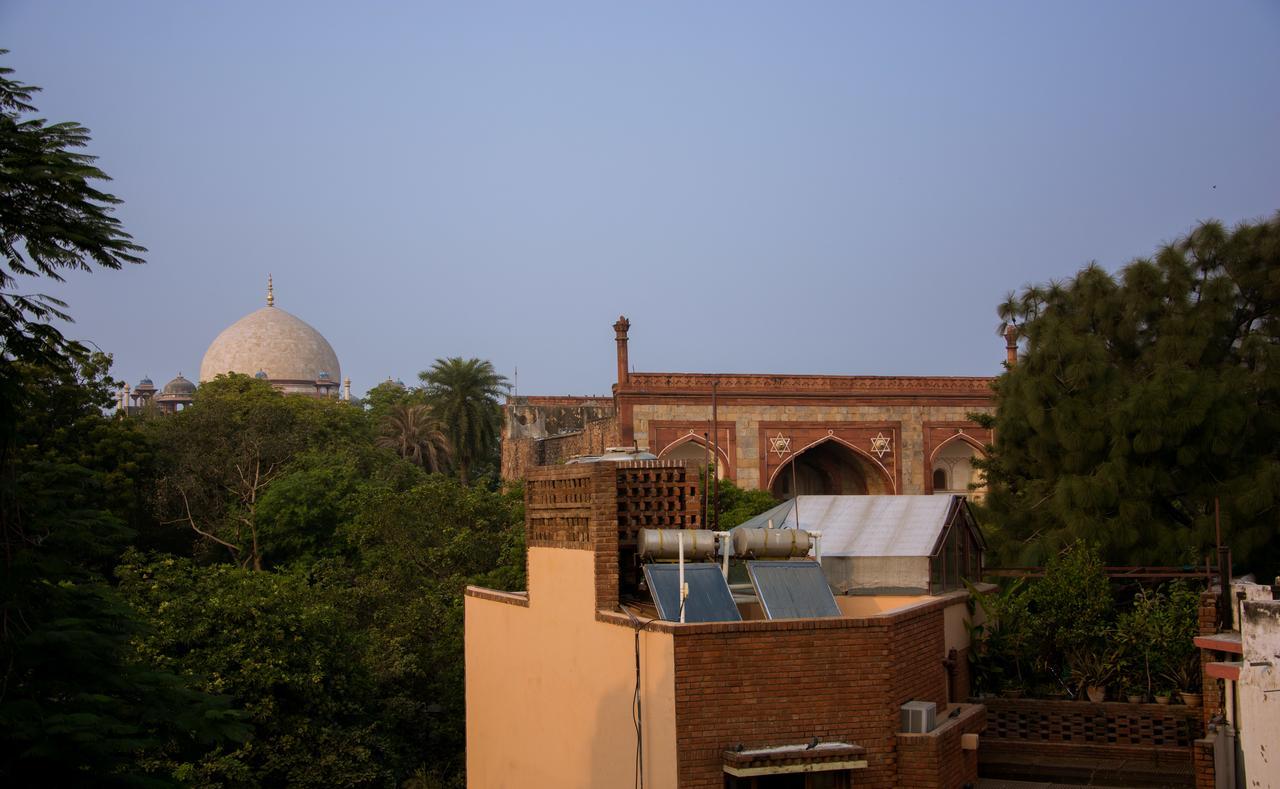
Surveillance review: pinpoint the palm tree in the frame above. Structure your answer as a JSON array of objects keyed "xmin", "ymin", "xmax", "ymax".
[
  {"xmin": 375, "ymin": 403, "xmax": 452, "ymax": 473},
  {"xmin": 419, "ymin": 357, "xmax": 509, "ymax": 486}
]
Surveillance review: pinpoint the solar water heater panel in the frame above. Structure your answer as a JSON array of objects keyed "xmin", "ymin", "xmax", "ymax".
[
  {"xmin": 643, "ymin": 563, "xmax": 742, "ymax": 623},
  {"xmin": 747, "ymin": 560, "xmax": 841, "ymax": 619}
]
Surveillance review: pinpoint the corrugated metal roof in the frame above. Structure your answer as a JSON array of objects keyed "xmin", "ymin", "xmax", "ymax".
[{"xmin": 734, "ymin": 495, "xmax": 956, "ymax": 558}]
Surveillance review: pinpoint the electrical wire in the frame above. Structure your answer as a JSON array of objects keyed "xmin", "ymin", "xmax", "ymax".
[{"xmin": 621, "ymin": 604, "xmax": 656, "ymax": 789}]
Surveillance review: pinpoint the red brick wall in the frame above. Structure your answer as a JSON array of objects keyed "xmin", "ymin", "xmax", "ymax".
[
  {"xmin": 1198, "ymin": 589, "xmax": 1223, "ymax": 729},
  {"xmin": 669, "ymin": 601, "xmax": 951, "ymax": 789},
  {"xmin": 1192, "ymin": 737, "xmax": 1215, "ymax": 789},
  {"xmin": 979, "ymin": 697, "xmax": 1200, "ymax": 784},
  {"xmin": 897, "ymin": 706, "xmax": 984, "ymax": 789}
]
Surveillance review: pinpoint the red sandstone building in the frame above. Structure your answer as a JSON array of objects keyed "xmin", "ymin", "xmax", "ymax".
[{"xmin": 502, "ymin": 317, "xmax": 1001, "ymax": 498}]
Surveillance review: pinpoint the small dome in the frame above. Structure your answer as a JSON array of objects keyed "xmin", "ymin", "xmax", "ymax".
[
  {"xmin": 138, "ymin": 376, "xmax": 154, "ymax": 387},
  {"xmin": 162, "ymin": 374, "xmax": 197, "ymax": 395},
  {"xmin": 200, "ymin": 303, "xmax": 341, "ymax": 385},
  {"xmin": 318, "ymin": 370, "xmax": 331, "ymax": 380},
  {"xmin": 255, "ymin": 369, "xmax": 269, "ymax": 379}
]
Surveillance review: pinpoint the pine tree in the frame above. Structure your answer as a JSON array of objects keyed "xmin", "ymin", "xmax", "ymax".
[{"xmin": 977, "ymin": 215, "xmax": 1279, "ymax": 576}]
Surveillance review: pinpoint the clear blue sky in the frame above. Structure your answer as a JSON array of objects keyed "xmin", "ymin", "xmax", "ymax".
[{"xmin": 6, "ymin": 1, "xmax": 1278, "ymax": 396}]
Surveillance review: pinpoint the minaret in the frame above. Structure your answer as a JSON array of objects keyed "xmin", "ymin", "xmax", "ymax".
[
  {"xmin": 267, "ymin": 273, "xmax": 275, "ymax": 307},
  {"xmin": 613, "ymin": 315, "xmax": 631, "ymax": 387},
  {"xmin": 1004, "ymin": 323, "xmax": 1018, "ymax": 367},
  {"xmin": 123, "ymin": 382, "xmax": 131, "ymax": 410},
  {"xmin": 343, "ymin": 377, "xmax": 351, "ymax": 401}
]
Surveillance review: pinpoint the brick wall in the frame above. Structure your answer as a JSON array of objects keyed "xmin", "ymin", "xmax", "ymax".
[
  {"xmin": 979, "ymin": 697, "xmax": 1200, "ymax": 784},
  {"xmin": 668, "ymin": 599, "xmax": 952, "ymax": 789},
  {"xmin": 897, "ymin": 705, "xmax": 985, "ymax": 789},
  {"xmin": 1192, "ymin": 736, "xmax": 1215, "ymax": 789},
  {"xmin": 1197, "ymin": 589, "xmax": 1223, "ymax": 730}
]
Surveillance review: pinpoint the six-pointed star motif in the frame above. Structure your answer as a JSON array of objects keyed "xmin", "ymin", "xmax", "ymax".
[
  {"xmin": 870, "ymin": 432, "xmax": 892, "ymax": 458},
  {"xmin": 769, "ymin": 433, "xmax": 792, "ymax": 457}
]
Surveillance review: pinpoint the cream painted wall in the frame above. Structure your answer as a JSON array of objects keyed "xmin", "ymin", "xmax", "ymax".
[
  {"xmin": 465, "ymin": 548, "xmax": 678, "ymax": 789},
  {"xmin": 1239, "ymin": 598, "xmax": 1280, "ymax": 789}
]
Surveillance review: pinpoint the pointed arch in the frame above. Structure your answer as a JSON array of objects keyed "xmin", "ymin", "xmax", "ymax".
[
  {"xmin": 927, "ymin": 431, "xmax": 987, "ymax": 464},
  {"xmin": 927, "ymin": 432, "xmax": 988, "ymax": 496},
  {"xmin": 767, "ymin": 435, "xmax": 896, "ymax": 495},
  {"xmin": 656, "ymin": 433, "xmax": 731, "ymax": 479}
]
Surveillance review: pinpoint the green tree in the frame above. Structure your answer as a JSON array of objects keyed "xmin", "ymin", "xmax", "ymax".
[
  {"xmin": 0, "ymin": 54, "xmax": 144, "ymax": 434},
  {"xmin": 1, "ymin": 356, "xmax": 246, "ymax": 787},
  {"xmin": 376, "ymin": 402, "xmax": 452, "ymax": 473},
  {"xmin": 149, "ymin": 374, "xmax": 367, "ymax": 569},
  {"xmin": 117, "ymin": 554, "xmax": 390, "ymax": 787},
  {"xmin": 419, "ymin": 357, "xmax": 509, "ymax": 486},
  {"xmin": 361, "ymin": 378, "xmax": 427, "ymax": 425},
  {"xmin": 343, "ymin": 476, "xmax": 525, "ymax": 780},
  {"xmin": 978, "ymin": 215, "xmax": 1279, "ymax": 573},
  {"xmin": 711, "ymin": 475, "xmax": 779, "ymax": 528}
]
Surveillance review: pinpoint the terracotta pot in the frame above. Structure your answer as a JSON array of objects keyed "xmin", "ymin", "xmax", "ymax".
[
  {"xmin": 1126, "ymin": 694, "xmax": 1144, "ymax": 704},
  {"xmin": 1002, "ymin": 689, "xmax": 1025, "ymax": 699},
  {"xmin": 1086, "ymin": 685, "xmax": 1107, "ymax": 703},
  {"xmin": 1155, "ymin": 694, "xmax": 1172, "ymax": 705},
  {"xmin": 1180, "ymin": 692, "xmax": 1202, "ymax": 708}
]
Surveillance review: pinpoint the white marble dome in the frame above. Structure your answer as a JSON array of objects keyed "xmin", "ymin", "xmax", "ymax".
[{"xmin": 199, "ymin": 302, "xmax": 341, "ymax": 391}]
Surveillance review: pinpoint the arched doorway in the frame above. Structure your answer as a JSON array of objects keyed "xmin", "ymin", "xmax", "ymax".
[
  {"xmin": 769, "ymin": 438, "xmax": 892, "ymax": 498},
  {"xmin": 930, "ymin": 436, "xmax": 987, "ymax": 498},
  {"xmin": 657, "ymin": 437, "xmax": 728, "ymax": 479}
]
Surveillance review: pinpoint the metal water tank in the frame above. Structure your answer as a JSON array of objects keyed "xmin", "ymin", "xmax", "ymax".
[
  {"xmin": 731, "ymin": 528, "xmax": 813, "ymax": 559},
  {"xmin": 637, "ymin": 528, "xmax": 719, "ymax": 561}
]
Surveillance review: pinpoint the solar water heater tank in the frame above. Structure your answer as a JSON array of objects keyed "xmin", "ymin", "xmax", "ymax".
[
  {"xmin": 637, "ymin": 528, "xmax": 718, "ymax": 561},
  {"xmin": 732, "ymin": 527, "xmax": 813, "ymax": 559}
]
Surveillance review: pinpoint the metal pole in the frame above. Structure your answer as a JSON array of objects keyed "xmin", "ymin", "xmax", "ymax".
[
  {"xmin": 678, "ymin": 531, "xmax": 686, "ymax": 624},
  {"xmin": 791, "ymin": 451, "xmax": 801, "ymax": 532},
  {"xmin": 702, "ymin": 431, "xmax": 710, "ymax": 528},
  {"xmin": 711, "ymin": 378, "xmax": 719, "ymax": 530},
  {"xmin": 1216, "ymin": 497, "xmax": 1232, "ymax": 630}
]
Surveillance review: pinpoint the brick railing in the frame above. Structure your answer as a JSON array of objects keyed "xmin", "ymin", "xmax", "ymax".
[
  {"xmin": 977, "ymin": 697, "xmax": 1201, "ymax": 785},
  {"xmin": 980, "ymin": 697, "xmax": 1203, "ymax": 751}
]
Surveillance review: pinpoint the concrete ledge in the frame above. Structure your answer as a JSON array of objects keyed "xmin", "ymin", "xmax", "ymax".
[
  {"xmin": 1205, "ymin": 660, "xmax": 1241, "ymax": 681},
  {"xmin": 1193, "ymin": 631, "xmax": 1243, "ymax": 654},
  {"xmin": 464, "ymin": 586, "xmax": 530, "ymax": 607}
]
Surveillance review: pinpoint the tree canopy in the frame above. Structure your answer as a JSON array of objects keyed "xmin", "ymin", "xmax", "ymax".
[
  {"xmin": 0, "ymin": 52, "xmax": 144, "ymax": 432},
  {"xmin": 978, "ymin": 215, "xmax": 1279, "ymax": 575},
  {"xmin": 419, "ymin": 357, "xmax": 509, "ymax": 486}
]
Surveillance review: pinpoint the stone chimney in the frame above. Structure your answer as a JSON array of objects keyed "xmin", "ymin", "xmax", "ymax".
[
  {"xmin": 614, "ymin": 315, "xmax": 631, "ymax": 387},
  {"xmin": 1004, "ymin": 323, "xmax": 1018, "ymax": 367}
]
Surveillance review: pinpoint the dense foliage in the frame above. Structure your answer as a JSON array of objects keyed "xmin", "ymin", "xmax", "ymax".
[
  {"xmin": 419, "ymin": 358, "xmax": 508, "ymax": 486},
  {"xmin": 969, "ymin": 542, "xmax": 1202, "ymax": 701},
  {"xmin": 710, "ymin": 475, "xmax": 779, "ymax": 529},
  {"xmin": 0, "ymin": 53, "xmax": 144, "ymax": 430},
  {"xmin": 977, "ymin": 215, "xmax": 1280, "ymax": 574}
]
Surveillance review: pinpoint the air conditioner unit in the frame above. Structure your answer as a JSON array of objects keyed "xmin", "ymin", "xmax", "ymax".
[{"xmin": 901, "ymin": 700, "xmax": 937, "ymax": 733}]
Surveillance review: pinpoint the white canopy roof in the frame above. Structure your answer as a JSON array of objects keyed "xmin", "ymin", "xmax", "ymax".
[{"xmin": 734, "ymin": 495, "xmax": 959, "ymax": 558}]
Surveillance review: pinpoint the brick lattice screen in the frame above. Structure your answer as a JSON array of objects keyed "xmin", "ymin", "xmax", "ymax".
[
  {"xmin": 982, "ymin": 698, "xmax": 1203, "ymax": 749},
  {"xmin": 614, "ymin": 463, "xmax": 702, "ymax": 541}
]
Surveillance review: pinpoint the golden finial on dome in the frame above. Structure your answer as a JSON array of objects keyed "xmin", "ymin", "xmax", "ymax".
[{"xmin": 267, "ymin": 274, "xmax": 275, "ymax": 307}]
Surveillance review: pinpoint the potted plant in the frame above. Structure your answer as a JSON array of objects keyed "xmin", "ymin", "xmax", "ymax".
[
  {"xmin": 1163, "ymin": 654, "xmax": 1202, "ymax": 707},
  {"xmin": 1154, "ymin": 685, "xmax": 1173, "ymax": 705},
  {"xmin": 1067, "ymin": 643, "xmax": 1117, "ymax": 703},
  {"xmin": 1123, "ymin": 681, "xmax": 1146, "ymax": 704},
  {"xmin": 1001, "ymin": 679, "xmax": 1027, "ymax": 700}
]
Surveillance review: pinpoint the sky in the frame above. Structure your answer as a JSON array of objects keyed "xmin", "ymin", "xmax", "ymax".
[{"xmin": 5, "ymin": 1, "xmax": 1278, "ymax": 397}]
